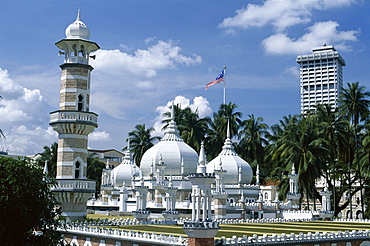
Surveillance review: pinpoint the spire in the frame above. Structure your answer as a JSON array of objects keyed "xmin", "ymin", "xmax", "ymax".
[
  {"xmin": 256, "ymin": 164, "xmax": 260, "ymax": 185},
  {"xmin": 171, "ymin": 100, "xmax": 175, "ymax": 121},
  {"xmin": 197, "ymin": 141, "xmax": 207, "ymax": 174},
  {"xmin": 219, "ymin": 119, "xmax": 237, "ymax": 156},
  {"xmin": 76, "ymin": 8, "xmax": 81, "ymax": 21},
  {"xmin": 162, "ymin": 100, "xmax": 182, "ymax": 142},
  {"xmin": 198, "ymin": 141, "xmax": 207, "ymax": 166},
  {"xmin": 43, "ymin": 161, "xmax": 49, "ymax": 175},
  {"xmin": 226, "ymin": 119, "xmax": 230, "ymax": 139}
]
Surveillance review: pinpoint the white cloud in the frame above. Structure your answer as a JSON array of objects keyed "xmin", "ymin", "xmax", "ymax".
[
  {"xmin": 0, "ymin": 68, "xmax": 45, "ymax": 123},
  {"xmin": 152, "ymin": 95, "xmax": 213, "ymax": 137},
  {"xmin": 3, "ymin": 126, "xmax": 57, "ymax": 156},
  {"xmin": 89, "ymin": 131, "xmax": 111, "ymax": 142},
  {"xmin": 91, "ymin": 40, "xmax": 201, "ymax": 78},
  {"xmin": 262, "ymin": 21, "xmax": 358, "ymax": 55},
  {"xmin": 285, "ymin": 66, "xmax": 300, "ymax": 77},
  {"xmin": 220, "ymin": 0, "xmax": 355, "ymax": 31}
]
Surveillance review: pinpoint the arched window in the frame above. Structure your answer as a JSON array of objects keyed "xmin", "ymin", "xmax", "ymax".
[
  {"xmin": 72, "ymin": 44, "xmax": 78, "ymax": 56},
  {"xmin": 264, "ymin": 192, "xmax": 268, "ymax": 200},
  {"xmin": 75, "ymin": 161, "xmax": 80, "ymax": 179},
  {"xmin": 80, "ymin": 45, "xmax": 86, "ymax": 57},
  {"xmin": 78, "ymin": 94, "xmax": 84, "ymax": 111}
]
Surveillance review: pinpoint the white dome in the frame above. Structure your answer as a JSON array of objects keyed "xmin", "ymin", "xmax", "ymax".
[
  {"xmin": 111, "ymin": 149, "xmax": 140, "ymax": 187},
  {"xmin": 65, "ymin": 10, "xmax": 90, "ymax": 40},
  {"xmin": 206, "ymin": 136, "xmax": 253, "ymax": 184},
  {"xmin": 140, "ymin": 119, "xmax": 198, "ymax": 176}
]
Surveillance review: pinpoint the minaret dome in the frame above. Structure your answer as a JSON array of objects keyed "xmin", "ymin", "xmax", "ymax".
[{"xmin": 65, "ymin": 9, "xmax": 90, "ymax": 40}]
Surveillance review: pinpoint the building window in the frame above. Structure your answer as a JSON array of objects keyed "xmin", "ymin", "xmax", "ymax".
[
  {"xmin": 78, "ymin": 94, "xmax": 84, "ymax": 111},
  {"xmin": 75, "ymin": 161, "xmax": 80, "ymax": 179}
]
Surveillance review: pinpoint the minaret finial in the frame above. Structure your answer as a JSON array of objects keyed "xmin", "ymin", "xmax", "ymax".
[
  {"xmin": 226, "ymin": 119, "xmax": 230, "ymax": 139},
  {"xmin": 171, "ymin": 100, "xmax": 175, "ymax": 121},
  {"xmin": 77, "ymin": 8, "xmax": 81, "ymax": 21}
]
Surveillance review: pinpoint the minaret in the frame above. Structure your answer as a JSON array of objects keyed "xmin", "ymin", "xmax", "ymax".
[
  {"xmin": 183, "ymin": 153, "xmax": 219, "ymax": 246},
  {"xmin": 49, "ymin": 10, "xmax": 99, "ymax": 221},
  {"xmin": 286, "ymin": 165, "xmax": 301, "ymax": 208}
]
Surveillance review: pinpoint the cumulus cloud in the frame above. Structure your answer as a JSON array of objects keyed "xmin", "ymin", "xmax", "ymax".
[
  {"xmin": 262, "ymin": 21, "xmax": 358, "ymax": 55},
  {"xmin": 152, "ymin": 95, "xmax": 213, "ymax": 137},
  {"xmin": 0, "ymin": 68, "xmax": 45, "ymax": 123},
  {"xmin": 91, "ymin": 40, "xmax": 202, "ymax": 78},
  {"xmin": 4, "ymin": 126, "xmax": 57, "ymax": 156},
  {"xmin": 89, "ymin": 131, "xmax": 111, "ymax": 142},
  {"xmin": 220, "ymin": 0, "xmax": 358, "ymax": 55},
  {"xmin": 220, "ymin": 0, "xmax": 355, "ymax": 31}
]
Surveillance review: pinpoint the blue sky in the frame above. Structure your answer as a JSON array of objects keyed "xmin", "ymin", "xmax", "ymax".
[{"xmin": 0, "ymin": 0, "xmax": 369, "ymax": 155}]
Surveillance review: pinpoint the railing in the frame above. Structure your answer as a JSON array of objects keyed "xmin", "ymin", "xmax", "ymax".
[
  {"xmin": 50, "ymin": 110, "xmax": 98, "ymax": 126},
  {"xmin": 63, "ymin": 223, "xmax": 187, "ymax": 246},
  {"xmin": 51, "ymin": 179, "xmax": 96, "ymax": 192},
  {"xmin": 216, "ymin": 230, "xmax": 370, "ymax": 245}
]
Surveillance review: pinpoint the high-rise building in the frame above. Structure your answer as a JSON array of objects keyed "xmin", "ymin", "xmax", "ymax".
[{"xmin": 296, "ymin": 45, "xmax": 346, "ymax": 114}]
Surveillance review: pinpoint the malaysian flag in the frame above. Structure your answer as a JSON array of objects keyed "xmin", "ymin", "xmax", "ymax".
[{"xmin": 205, "ymin": 70, "xmax": 225, "ymax": 90}]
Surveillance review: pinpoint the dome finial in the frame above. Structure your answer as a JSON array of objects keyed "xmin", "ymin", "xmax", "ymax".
[
  {"xmin": 77, "ymin": 8, "xmax": 81, "ymax": 21},
  {"xmin": 226, "ymin": 119, "xmax": 230, "ymax": 139},
  {"xmin": 171, "ymin": 100, "xmax": 175, "ymax": 121}
]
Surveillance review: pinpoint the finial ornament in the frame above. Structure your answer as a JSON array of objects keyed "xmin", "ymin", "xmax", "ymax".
[
  {"xmin": 291, "ymin": 164, "xmax": 296, "ymax": 175},
  {"xmin": 226, "ymin": 119, "xmax": 230, "ymax": 139},
  {"xmin": 77, "ymin": 8, "xmax": 81, "ymax": 21}
]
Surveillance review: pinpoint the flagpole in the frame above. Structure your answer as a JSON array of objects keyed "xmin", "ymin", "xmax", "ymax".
[{"xmin": 223, "ymin": 66, "xmax": 227, "ymax": 105}]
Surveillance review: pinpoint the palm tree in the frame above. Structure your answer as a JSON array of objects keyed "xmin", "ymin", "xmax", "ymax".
[
  {"xmin": 237, "ymin": 114, "xmax": 269, "ymax": 165},
  {"xmin": 125, "ymin": 124, "xmax": 161, "ymax": 166},
  {"xmin": 338, "ymin": 82, "xmax": 370, "ymax": 217},
  {"xmin": 162, "ymin": 105, "xmax": 210, "ymax": 152},
  {"xmin": 178, "ymin": 108, "xmax": 210, "ymax": 152},
  {"xmin": 339, "ymin": 82, "xmax": 370, "ymax": 126},
  {"xmin": 36, "ymin": 142, "xmax": 58, "ymax": 178},
  {"xmin": 272, "ymin": 114, "xmax": 327, "ymax": 209},
  {"xmin": 216, "ymin": 102, "xmax": 242, "ymax": 140},
  {"xmin": 204, "ymin": 102, "xmax": 242, "ymax": 160},
  {"xmin": 87, "ymin": 153, "xmax": 106, "ymax": 196},
  {"xmin": 314, "ymin": 104, "xmax": 350, "ymax": 214}
]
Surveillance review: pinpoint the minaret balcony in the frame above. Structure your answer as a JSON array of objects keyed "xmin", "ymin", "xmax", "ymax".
[
  {"xmin": 50, "ymin": 179, "xmax": 96, "ymax": 193},
  {"xmin": 50, "ymin": 110, "xmax": 98, "ymax": 127}
]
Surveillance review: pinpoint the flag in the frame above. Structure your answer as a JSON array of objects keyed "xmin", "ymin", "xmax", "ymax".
[{"xmin": 205, "ymin": 69, "xmax": 225, "ymax": 90}]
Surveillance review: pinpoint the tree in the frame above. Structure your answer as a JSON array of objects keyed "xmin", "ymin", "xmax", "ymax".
[
  {"xmin": 125, "ymin": 124, "xmax": 161, "ymax": 166},
  {"xmin": 87, "ymin": 153, "xmax": 105, "ymax": 196},
  {"xmin": 36, "ymin": 142, "xmax": 58, "ymax": 178},
  {"xmin": 205, "ymin": 102, "xmax": 242, "ymax": 160},
  {"xmin": 271, "ymin": 114, "xmax": 327, "ymax": 208},
  {"xmin": 162, "ymin": 105, "xmax": 209, "ymax": 152},
  {"xmin": 237, "ymin": 114, "xmax": 269, "ymax": 165},
  {"xmin": 339, "ymin": 82, "xmax": 370, "ymax": 217},
  {"xmin": 0, "ymin": 156, "xmax": 63, "ymax": 245}
]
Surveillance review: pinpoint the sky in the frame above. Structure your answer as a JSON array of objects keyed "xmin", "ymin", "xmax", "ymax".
[{"xmin": 0, "ymin": 0, "xmax": 369, "ymax": 156}]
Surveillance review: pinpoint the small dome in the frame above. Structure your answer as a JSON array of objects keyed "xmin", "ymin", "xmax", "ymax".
[
  {"xmin": 65, "ymin": 10, "xmax": 90, "ymax": 40},
  {"xmin": 111, "ymin": 148, "xmax": 140, "ymax": 187},
  {"xmin": 140, "ymin": 104, "xmax": 198, "ymax": 176},
  {"xmin": 206, "ymin": 131, "xmax": 253, "ymax": 184}
]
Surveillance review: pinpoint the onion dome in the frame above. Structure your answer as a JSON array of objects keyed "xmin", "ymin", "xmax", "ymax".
[
  {"xmin": 111, "ymin": 144, "xmax": 141, "ymax": 187},
  {"xmin": 206, "ymin": 122, "xmax": 253, "ymax": 184},
  {"xmin": 140, "ymin": 102, "xmax": 198, "ymax": 176},
  {"xmin": 65, "ymin": 9, "xmax": 90, "ymax": 40}
]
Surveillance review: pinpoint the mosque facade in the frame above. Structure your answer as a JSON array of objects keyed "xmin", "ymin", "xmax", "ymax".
[{"xmin": 49, "ymin": 11, "xmax": 347, "ymax": 224}]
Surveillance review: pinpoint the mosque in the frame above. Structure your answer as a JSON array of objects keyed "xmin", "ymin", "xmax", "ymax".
[{"xmin": 49, "ymin": 11, "xmax": 340, "ymax": 224}]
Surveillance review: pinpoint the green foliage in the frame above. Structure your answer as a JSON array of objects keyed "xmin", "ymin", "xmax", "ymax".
[
  {"xmin": 36, "ymin": 142, "xmax": 58, "ymax": 178},
  {"xmin": 124, "ymin": 124, "xmax": 161, "ymax": 166},
  {"xmin": 87, "ymin": 154, "xmax": 105, "ymax": 196},
  {"xmin": 0, "ymin": 156, "xmax": 63, "ymax": 245}
]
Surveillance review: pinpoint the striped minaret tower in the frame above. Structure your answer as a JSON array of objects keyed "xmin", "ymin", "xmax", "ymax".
[{"xmin": 49, "ymin": 10, "xmax": 99, "ymax": 221}]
